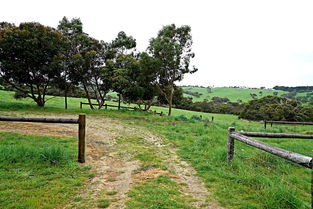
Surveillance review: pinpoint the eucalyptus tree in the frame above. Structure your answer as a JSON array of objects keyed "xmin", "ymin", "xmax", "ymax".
[
  {"xmin": 135, "ymin": 52, "xmax": 161, "ymax": 110},
  {"xmin": 0, "ymin": 22, "xmax": 64, "ymax": 106},
  {"xmin": 106, "ymin": 31, "xmax": 137, "ymax": 102},
  {"xmin": 57, "ymin": 17, "xmax": 84, "ymax": 109},
  {"xmin": 70, "ymin": 35, "xmax": 109, "ymax": 109},
  {"xmin": 58, "ymin": 17, "xmax": 111, "ymax": 109},
  {"xmin": 148, "ymin": 24, "xmax": 197, "ymax": 116}
]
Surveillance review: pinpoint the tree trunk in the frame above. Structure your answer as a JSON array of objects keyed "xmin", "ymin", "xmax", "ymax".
[
  {"xmin": 35, "ymin": 96, "xmax": 45, "ymax": 107},
  {"xmin": 83, "ymin": 84, "xmax": 94, "ymax": 109},
  {"xmin": 168, "ymin": 86, "xmax": 174, "ymax": 116},
  {"xmin": 64, "ymin": 90, "xmax": 68, "ymax": 110},
  {"xmin": 145, "ymin": 103, "xmax": 152, "ymax": 111}
]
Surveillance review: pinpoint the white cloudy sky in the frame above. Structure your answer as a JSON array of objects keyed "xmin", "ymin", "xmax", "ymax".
[{"xmin": 1, "ymin": 0, "xmax": 313, "ymax": 88}]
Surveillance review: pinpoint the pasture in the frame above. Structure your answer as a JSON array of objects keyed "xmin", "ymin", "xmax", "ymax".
[
  {"xmin": 182, "ymin": 86, "xmax": 287, "ymax": 102},
  {"xmin": 0, "ymin": 89, "xmax": 312, "ymax": 208}
]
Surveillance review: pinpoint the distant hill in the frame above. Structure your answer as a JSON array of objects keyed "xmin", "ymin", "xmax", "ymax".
[
  {"xmin": 181, "ymin": 86, "xmax": 287, "ymax": 103},
  {"xmin": 273, "ymin": 86, "xmax": 313, "ymax": 93}
]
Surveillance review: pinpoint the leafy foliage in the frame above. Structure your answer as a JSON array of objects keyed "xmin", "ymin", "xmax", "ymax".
[
  {"xmin": 240, "ymin": 96, "xmax": 313, "ymax": 121},
  {"xmin": 149, "ymin": 24, "xmax": 197, "ymax": 115},
  {"xmin": 0, "ymin": 22, "xmax": 64, "ymax": 106}
]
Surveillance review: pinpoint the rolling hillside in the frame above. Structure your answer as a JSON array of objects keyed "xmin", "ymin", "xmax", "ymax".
[{"xmin": 182, "ymin": 86, "xmax": 287, "ymax": 102}]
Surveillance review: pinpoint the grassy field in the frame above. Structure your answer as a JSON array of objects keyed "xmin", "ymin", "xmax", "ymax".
[
  {"xmin": 182, "ymin": 86, "xmax": 287, "ymax": 102},
  {"xmin": 0, "ymin": 132, "xmax": 91, "ymax": 209},
  {"xmin": 0, "ymin": 89, "xmax": 312, "ymax": 208}
]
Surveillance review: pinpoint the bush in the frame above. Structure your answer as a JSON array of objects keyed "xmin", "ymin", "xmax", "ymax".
[
  {"xmin": 190, "ymin": 115, "xmax": 202, "ymax": 121},
  {"xmin": 239, "ymin": 96, "xmax": 310, "ymax": 121},
  {"xmin": 174, "ymin": 115, "xmax": 188, "ymax": 121}
]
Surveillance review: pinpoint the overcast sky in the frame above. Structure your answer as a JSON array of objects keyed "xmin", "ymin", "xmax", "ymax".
[{"xmin": 1, "ymin": 0, "xmax": 313, "ymax": 88}]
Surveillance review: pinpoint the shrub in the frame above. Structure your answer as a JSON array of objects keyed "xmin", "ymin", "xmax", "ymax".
[
  {"xmin": 239, "ymin": 96, "xmax": 310, "ymax": 121},
  {"xmin": 174, "ymin": 115, "xmax": 188, "ymax": 121}
]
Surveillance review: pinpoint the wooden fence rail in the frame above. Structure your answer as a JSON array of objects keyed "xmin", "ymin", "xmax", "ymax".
[
  {"xmin": 0, "ymin": 114, "xmax": 86, "ymax": 163},
  {"xmin": 80, "ymin": 102, "xmax": 164, "ymax": 116},
  {"xmin": 239, "ymin": 131, "xmax": 313, "ymax": 139},
  {"xmin": 227, "ymin": 127, "xmax": 313, "ymax": 208},
  {"xmin": 80, "ymin": 102, "xmax": 136, "ymax": 111},
  {"xmin": 264, "ymin": 120, "xmax": 313, "ymax": 129}
]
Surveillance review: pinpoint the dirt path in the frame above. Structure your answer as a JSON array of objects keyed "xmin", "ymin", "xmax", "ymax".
[{"xmin": 0, "ymin": 113, "xmax": 223, "ymax": 209}]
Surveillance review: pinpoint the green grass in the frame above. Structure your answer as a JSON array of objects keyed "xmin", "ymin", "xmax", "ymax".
[
  {"xmin": 97, "ymin": 198, "xmax": 110, "ymax": 208},
  {"xmin": 0, "ymin": 132, "xmax": 91, "ymax": 209},
  {"xmin": 182, "ymin": 86, "xmax": 287, "ymax": 102},
  {"xmin": 116, "ymin": 136, "xmax": 167, "ymax": 170},
  {"xmin": 126, "ymin": 175, "xmax": 193, "ymax": 209},
  {"xmin": 141, "ymin": 116, "xmax": 311, "ymax": 208},
  {"xmin": 1, "ymin": 89, "xmax": 313, "ymax": 208},
  {"xmin": 99, "ymin": 110, "xmax": 312, "ymax": 208}
]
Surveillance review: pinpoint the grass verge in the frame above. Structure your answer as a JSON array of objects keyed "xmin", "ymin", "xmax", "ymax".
[{"xmin": 0, "ymin": 132, "xmax": 91, "ymax": 209}]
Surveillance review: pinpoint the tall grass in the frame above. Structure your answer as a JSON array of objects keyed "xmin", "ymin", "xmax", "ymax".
[{"xmin": 0, "ymin": 132, "xmax": 91, "ymax": 208}]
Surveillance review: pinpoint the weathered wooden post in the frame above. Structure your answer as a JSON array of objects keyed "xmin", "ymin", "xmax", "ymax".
[
  {"xmin": 78, "ymin": 114, "xmax": 86, "ymax": 163},
  {"xmin": 212, "ymin": 116, "xmax": 214, "ymax": 122},
  {"xmin": 118, "ymin": 94, "xmax": 121, "ymax": 110},
  {"xmin": 105, "ymin": 104, "xmax": 107, "ymax": 110},
  {"xmin": 227, "ymin": 127, "xmax": 235, "ymax": 160},
  {"xmin": 264, "ymin": 120, "xmax": 267, "ymax": 129},
  {"xmin": 311, "ymin": 153, "xmax": 313, "ymax": 209}
]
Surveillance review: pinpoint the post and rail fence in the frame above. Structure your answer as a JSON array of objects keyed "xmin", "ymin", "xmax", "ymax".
[
  {"xmin": 227, "ymin": 127, "xmax": 313, "ymax": 208},
  {"xmin": 79, "ymin": 101, "xmax": 164, "ymax": 116},
  {"xmin": 0, "ymin": 114, "xmax": 86, "ymax": 163},
  {"xmin": 80, "ymin": 102, "xmax": 136, "ymax": 111}
]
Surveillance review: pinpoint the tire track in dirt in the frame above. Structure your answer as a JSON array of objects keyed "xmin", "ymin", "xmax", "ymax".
[{"xmin": 0, "ymin": 112, "xmax": 224, "ymax": 209}]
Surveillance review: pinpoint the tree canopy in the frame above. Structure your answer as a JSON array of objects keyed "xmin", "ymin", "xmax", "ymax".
[
  {"xmin": 149, "ymin": 24, "xmax": 197, "ymax": 115},
  {"xmin": 239, "ymin": 96, "xmax": 313, "ymax": 122},
  {"xmin": 0, "ymin": 22, "xmax": 64, "ymax": 106},
  {"xmin": 0, "ymin": 20, "xmax": 199, "ymax": 114}
]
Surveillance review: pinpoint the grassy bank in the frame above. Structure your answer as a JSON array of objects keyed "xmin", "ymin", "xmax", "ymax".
[{"xmin": 0, "ymin": 132, "xmax": 91, "ymax": 208}]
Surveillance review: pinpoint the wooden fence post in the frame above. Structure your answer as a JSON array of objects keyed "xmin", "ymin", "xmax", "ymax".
[
  {"xmin": 227, "ymin": 127, "xmax": 235, "ymax": 160},
  {"xmin": 118, "ymin": 94, "xmax": 121, "ymax": 110},
  {"xmin": 105, "ymin": 104, "xmax": 107, "ymax": 110},
  {"xmin": 78, "ymin": 114, "xmax": 86, "ymax": 163},
  {"xmin": 311, "ymin": 152, "xmax": 313, "ymax": 209},
  {"xmin": 264, "ymin": 120, "xmax": 267, "ymax": 129}
]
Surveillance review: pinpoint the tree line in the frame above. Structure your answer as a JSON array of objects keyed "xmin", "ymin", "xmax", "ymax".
[
  {"xmin": 0, "ymin": 17, "xmax": 197, "ymax": 116},
  {"xmin": 273, "ymin": 86, "xmax": 313, "ymax": 93}
]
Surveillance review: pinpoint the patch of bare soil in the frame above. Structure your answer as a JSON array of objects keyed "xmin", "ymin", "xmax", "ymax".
[
  {"xmin": 0, "ymin": 112, "xmax": 224, "ymax": 208},
  {"xmin": 132, "ymin": 167, "xmax": 169, "ymax": 183}
]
